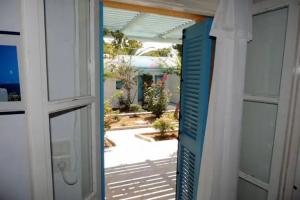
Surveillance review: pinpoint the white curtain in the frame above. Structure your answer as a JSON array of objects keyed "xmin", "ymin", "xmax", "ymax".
[{"xmin": 197, "ymin": 0, "xmax": 252, "ymax": 200}]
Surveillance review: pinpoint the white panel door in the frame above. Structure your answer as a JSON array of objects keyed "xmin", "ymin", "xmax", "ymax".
[
  {"xmin": 20, "ymin": 0, "xmax": 101, "ymax": 199},
  {"xmin": 238, "ymin": 7, "xmax": 289, "ymax": 200},
  {"xmin": 43, "ymin": 0, "xmax": 100, "ymax": 199}
]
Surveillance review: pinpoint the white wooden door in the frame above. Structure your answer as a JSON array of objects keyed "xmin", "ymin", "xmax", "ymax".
[
  {"xmin": 237, "ymin": 2, "xmax": 299, "ymax": 200},
  {"xmin": 20, "ymin": 0, "xmax": 101, "ymax": 199}
]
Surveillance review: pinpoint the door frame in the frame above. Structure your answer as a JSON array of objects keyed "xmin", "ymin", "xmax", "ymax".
[
  {"xmin": 278, "ymin": 0, "xmax": 300, "ymax": 198},
  {"xmin": 239, "ymin": 1, "xmax": 299, "ymax": 199},
  {"xmin": 20, "ymin": 0, "xmax": 299, "ymax": 199},
  {"xmin": 282, "ymin": 68, "xmax": 300, "ymax": 199},
  {"xmin": 21, "ymin": 0, "xmax": 101, "ymax": 199}
]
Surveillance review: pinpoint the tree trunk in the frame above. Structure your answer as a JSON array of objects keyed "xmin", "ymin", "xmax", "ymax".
[
  {"xmin": 126, "ymin": 87, "xmax": 131, "ymax": 109},
  {"xmin": 174, "ymin": 101, "xmax": 180, "ymax": 120}
]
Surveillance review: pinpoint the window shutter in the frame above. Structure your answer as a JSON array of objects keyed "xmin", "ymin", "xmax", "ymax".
[{"xmin": 176, "ymin": 18, "xmax": 213, "ymax": 200}]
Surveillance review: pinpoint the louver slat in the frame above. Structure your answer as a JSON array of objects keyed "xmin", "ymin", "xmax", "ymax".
[{"xmin": 176, "ymin": 19, "xmax": 213, "ymax": 200}]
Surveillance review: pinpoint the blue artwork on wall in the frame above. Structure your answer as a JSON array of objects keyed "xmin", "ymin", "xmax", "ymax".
[{"xmin": 0, "ymin": 45, "xmax": 21, "ymax": 101}]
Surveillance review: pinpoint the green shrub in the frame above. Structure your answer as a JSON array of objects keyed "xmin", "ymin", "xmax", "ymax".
[
  {"xmin": 112, "ymin": 91, "xmax": 126, "ymax": 109},
  {"xmin": 144, "ymin": 83, "xmax": 170, "ymax": 117},
  {"xmin": 104, "ymin": 100, "xmax": 120, "ymax": 131},
  {"xmin": 129, "ymin": 104, "xmax": 143, "ymax": 112},
  {"xmin": 104, "ymin": 100, "xmax": 113, "ymax": 115},
  {"xmin": 112, "ymin": 59, "xmax": 138, "ymax": 110},
  {"xmin": 153, "ymin": 116, "xmax": 175, "ymax": 137},
  {"xmin": 142, "ymin": 74, "xmax": 153, "ymax": 104},
  {"xmin": 143, "ymin": 86, "xmax": 155, "ymax": 110},
  {"xmin": 112, "ymin": 90, "xmax": 124, "ymax": 101},
  {"xmin": 163, "ymin": 112, "xmax": 177, "ymax": 121}
]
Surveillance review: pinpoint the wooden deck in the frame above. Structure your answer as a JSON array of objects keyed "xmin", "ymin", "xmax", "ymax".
[{"xmin": 105, "ymin": 157, "xmax": 177, "ymax": 200}]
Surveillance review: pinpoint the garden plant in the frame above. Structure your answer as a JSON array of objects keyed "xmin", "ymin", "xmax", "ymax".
[
  {"xmin": 153, "ymin": 116, "xmax": 175, "ymax": 137},
  {"xmin": 144, "ymin": 80, "xmax": 170, "ymax": 118}
]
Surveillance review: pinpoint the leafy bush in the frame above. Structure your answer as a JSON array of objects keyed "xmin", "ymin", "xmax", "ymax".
[
  {"xmin": 112, "ymin": 58, "xmax": 138, "ymax": 110},
  {"xmin": 141, "ymin": 48, "xmax": 171, "ymax": 57},
  {"xmin": 129, "ymin": 104, "xmax": 143, "ymax": 112},
  {"xmin": 144, "ymin": 82, "xmax": 170, "ymax": 117},
  {"xmin": 153, "ymin": 116, "xmax": 175, "ymax": 137},
  {"xmin": 104, "ymin": 100, "xmax": 119, "ymax": 131},
  {"xmin": 163, "ymin": 112, "xmax": 178, "ymax": 121},
  {"xmin": 112, "ymin": 91, "xmax": 126, "ymax": 109},
  {"xmin": 142, "ymin": 74, "xmax": 153, "ymax": 88},
  {"xmin": 104, "ymin": 100, "xmax": 113, "ymax": 115}
]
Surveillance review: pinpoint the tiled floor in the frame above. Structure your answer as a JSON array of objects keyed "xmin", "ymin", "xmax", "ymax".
[
  {"xmin": 105, "ymin": 128, "xmax": 178, "ymax": 200},
  {"xmin": 105, "ymin": 158, "xmax": 177, "ymax": 200}
]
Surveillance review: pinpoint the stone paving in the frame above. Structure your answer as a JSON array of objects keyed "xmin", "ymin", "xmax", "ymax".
[{"xmin": 105, "ymin": 128, "xmax": 178, "ymax": 200}]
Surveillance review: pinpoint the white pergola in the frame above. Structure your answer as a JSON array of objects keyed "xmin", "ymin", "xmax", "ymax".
[{"xmin": 104, "ymin": 7, "xmax": 196, "ymax": 43}]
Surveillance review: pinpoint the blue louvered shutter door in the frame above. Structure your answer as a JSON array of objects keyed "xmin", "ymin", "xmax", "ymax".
[
  {"xmin": 99, "ymin": 2, "xmax": 106, "ymax": 199},
  {"xmin": 176, "ymin": 18, "xmax": 213, "ymax": 200}
]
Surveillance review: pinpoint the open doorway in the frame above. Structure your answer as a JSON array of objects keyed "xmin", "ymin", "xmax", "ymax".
[{"xmin": 102, "ymin": 4, "xmax": 202, "ymax": 199}]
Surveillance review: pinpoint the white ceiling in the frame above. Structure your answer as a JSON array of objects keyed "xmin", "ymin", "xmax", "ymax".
[{"xmin": 109, "ymin": 0, "xmax": 218, "ymax": 16}]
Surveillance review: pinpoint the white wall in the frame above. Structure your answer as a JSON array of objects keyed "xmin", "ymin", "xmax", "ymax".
[
  {"xmin": 0, "ymin": 114, "xmax": 32, "ymax": 200},
  {"xmin": 104, "ymin": 78, "xmax": 138, "ymax": 108},
  {"xmin": 0, "ymin": 0, "xmax": 21, "ymax": 32},
  {"xmin": 166, "ymin": 74, "xmax": 180, "ymax": 104},
  {"xmin": 104, "ymin": 79, "xmax": 116, "ymax": 100},
  {"xmin": 104, "ymin": 72, "xmax": 180, "ymax": 108},
  {"xmin": 0, "ymin": 1, "xmax": 32, "ymax": 199}
]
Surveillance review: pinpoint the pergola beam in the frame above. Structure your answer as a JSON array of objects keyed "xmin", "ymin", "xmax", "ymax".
[
  {"xmin": 103, "ymin": 0, "xmax": 205, "ymax": 21},
  {"xmin": 105, "ymin": 35, "xmax": 182, "ymax": 44},
  {"xmin": 120, "ymin": 13, "xmax": 147, "ymax": 33},
  {"xmin": 158, "ymin": 21, "xmax": 195, "ymax": 39},
  {"xmin": 127, "ymin": 35, "xmax": 182, "ymax": 44}
]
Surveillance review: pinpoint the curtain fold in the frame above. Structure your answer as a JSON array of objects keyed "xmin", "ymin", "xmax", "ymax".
[{"xmin": 197, "ymin": 0, "xmax": 252, "ymax": 199}]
